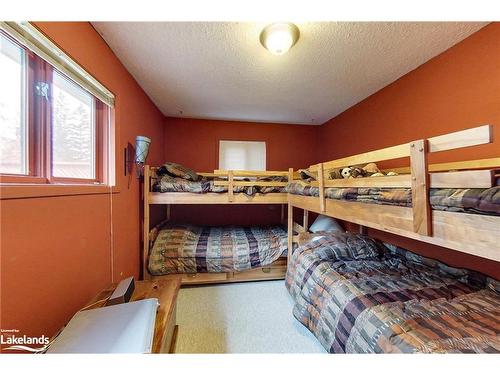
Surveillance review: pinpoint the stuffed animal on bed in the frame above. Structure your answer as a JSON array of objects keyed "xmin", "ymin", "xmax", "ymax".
[
  {"xmin": 328, "ymin": 168, "xmax": 343, "ymax": 179},
  {"xmin": 328, "ymin": 167, "xmax": 355, "ymax": 179},
  {"xmin": 328, "ymin": 162, "xmax": 397, "ymax": 179},
  {"xmin": 349, "ymin": 167, "xmax": 366, "ymax": 178},
  {"xmin": 363, "ymin": 163, "xmax": 380, "ymax": 175},
  {"xmin": 340, "ymin": 164, "xmax": 377, "ymax": 179}
]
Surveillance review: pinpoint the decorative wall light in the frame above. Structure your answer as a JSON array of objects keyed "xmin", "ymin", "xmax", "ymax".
[
  {"xmin": 260, "ymin": 23, "xmax": 300, "ymax": 55},
  {"xmin": 124, "ymin": 135, "xmax": 151, "ymax": 178},
  {"xmin": 135, "ymin": 136, "xmax": 151, "ymax": 178}
]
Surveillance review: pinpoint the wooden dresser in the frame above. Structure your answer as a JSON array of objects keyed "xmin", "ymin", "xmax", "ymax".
[{"xmin": 85, "ymin": 277, "xmax": 181, "ymax": 353}]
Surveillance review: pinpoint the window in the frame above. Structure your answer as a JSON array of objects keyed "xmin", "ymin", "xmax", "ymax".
[
  {"xmin": 0, "ymin": 27, "xmax": 113, "ymax": 185},
  {"xmin": 218, "ymin": 140, "xmax": 266, "ymax": 170},
  {"xmin": 52, "ymin": 71, "xmax": 96, "ymax": 180},
  {"xmin": 0, "ymin": 33, "xmax": 27, "ymax": 175}
]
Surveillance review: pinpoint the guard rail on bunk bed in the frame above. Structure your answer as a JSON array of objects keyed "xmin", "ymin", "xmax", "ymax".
[
  {"xmin": 144, "ymin": 167, "xmax": 291, "ymax": 204},
  {"xmin": 142, "ymin": 167, "xmax": 292, "ymax": 283},
  {"xmin": 287, "ymin": 125, "xmax": 500, "ymax": 263}
]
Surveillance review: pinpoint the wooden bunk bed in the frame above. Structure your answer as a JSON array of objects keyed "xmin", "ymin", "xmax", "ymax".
[
  {"xmin": 287, "ymin": 125, "xmax": 500, "ymax": 263},
  {"xmin": 142, "ymin": 167, "xmax": 292, "ymax": 285}
]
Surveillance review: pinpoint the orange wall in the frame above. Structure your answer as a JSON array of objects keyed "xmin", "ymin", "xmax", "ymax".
[
  {"xmin": 318, "ymin": 23, "xmax": 500, "ymax": 279},
  {"xmin": 163, "ymin": 117, "xmax": 319, "ymax": 225},
  {"xmin": 0, "ymin": 22, "xmax": 165, "ymax": 342}
]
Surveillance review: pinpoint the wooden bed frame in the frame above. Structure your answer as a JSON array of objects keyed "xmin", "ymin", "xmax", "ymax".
[
  {"xmin": 142, "ymin": 167, "xmax": 292, "ymax": 284},
  {"xmin": 287, "ymin": 125, "xmax": 500, "ymax": 263}
]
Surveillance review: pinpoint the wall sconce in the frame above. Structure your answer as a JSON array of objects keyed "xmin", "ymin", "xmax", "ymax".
[{"xmin": 124, "ymin": 135, "xmax": 151, "ymax": 178}]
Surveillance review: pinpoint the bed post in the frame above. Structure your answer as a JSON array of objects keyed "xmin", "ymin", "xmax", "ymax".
[
  {"xmin": 303, "ymin": 210, "xmax": 309, "ymax": 232},
  {"xmin": 410, "ymin": 140, "xmax": 432, "ymax": 236},
  {"xmin": 318, "ymin": 163, "xmax": 326, "ymax": 212},
  {"xmin": 142, "ymin": 165, "xmax": 151, "ymax": 280},
  {"xmin": 287, "ymin": 168, "xmax": 294, "ymax": 263},
  {"xmin": 228, "ymin": 170, "xmax": 234, "ymax": 203}
]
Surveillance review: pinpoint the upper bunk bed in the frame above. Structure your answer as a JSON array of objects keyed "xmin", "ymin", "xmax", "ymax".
[
  {"xmin": 143, "ymin": 165, "xmax": 290, "ymax": 205},
  {"xmin": 286, "ymin": 125, "xmax": 500, "ymax": 263}
]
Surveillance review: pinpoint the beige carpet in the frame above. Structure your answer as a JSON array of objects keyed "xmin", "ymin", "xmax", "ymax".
[{"xmin": 175, "ymin": 280, "xmax": 326, "ymax": 353}]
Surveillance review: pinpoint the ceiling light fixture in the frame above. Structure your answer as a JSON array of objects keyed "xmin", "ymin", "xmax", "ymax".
[{"xmin": 260, "ymin": 23, "xmax": 300, "ymax": 56}]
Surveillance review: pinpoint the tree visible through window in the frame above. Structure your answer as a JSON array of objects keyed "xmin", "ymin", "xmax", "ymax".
[{"xmin": 52, "ymin": 71, "xmax": 95, "ymax": 179}]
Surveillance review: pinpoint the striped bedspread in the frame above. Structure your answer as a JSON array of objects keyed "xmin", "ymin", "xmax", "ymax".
[
  {"xmin": 153, "ymin": 175, "xmax": 286, "ymax": 195},
  {"xmin": 148, "ymin": 225, "xmax": 288, "ymax": 275},
  {"xmin": 286, "ymin": 232, "xmax": 500, "ymax": 353},
  {"xmin": 286, "ymin": 182, "xmax": 500, "ymax": 215}
]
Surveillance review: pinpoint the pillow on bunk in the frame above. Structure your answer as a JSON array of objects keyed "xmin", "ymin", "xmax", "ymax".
[
  {"xmin": 299, "ymin": 169, "xmax": 317, "ymax": 182},
  {"xmin": 157, "ymin": 162, "xmax": 200, "ymax": 181},
  {"xmin": 309, "ymin": 215, "xmax": 344, "ymax": 233}
]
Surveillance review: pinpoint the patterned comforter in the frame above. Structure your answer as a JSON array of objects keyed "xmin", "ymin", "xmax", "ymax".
[
  {"xmin": 148, "ymin": 225, "xmax": 288, "ymax": 275},
  {"xmin": 286, "ymin": 232, "xmax": 500, "ymax": 353},
  {"xmin": 286, "ymin": 182, "xmax": 500, "ymax": 215},
  {"xmin": 153, "ymin": 175, "xmax": 286, "ymax": 195}
]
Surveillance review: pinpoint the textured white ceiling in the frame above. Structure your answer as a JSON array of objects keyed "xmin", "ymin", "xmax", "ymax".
[{"xmin": 92, "ymin": 22, "xmax": 486, "ymax": 125}]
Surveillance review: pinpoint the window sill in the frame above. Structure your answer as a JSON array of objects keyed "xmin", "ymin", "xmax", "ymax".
[{"xmin": 0, "ymin": 184, "xmax": 120, "ymax": 200}]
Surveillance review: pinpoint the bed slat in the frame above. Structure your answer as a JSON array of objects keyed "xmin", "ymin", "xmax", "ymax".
[
  {"xmin": 309, "ymin": 174, "xmax": 412, "ymax": 188},
  {"xmin": 213, "ymin": 169, "xmax": 290, "ymax": 177},
  {"xmin": 427, "ymin": 125, "xmax": 491, "ymax": 153},
  {"xmin": 306, "ymin": 170, "xmax": 495, "ymax": 189},
  {"xmin": 383, "ymin": 157, "xmax": 500, "ymax": 174},
  {"xmin": 213, "ymin": 181, "xmax": 288, "ymax": 187},
  {"xmin": 309, "ymin": 142, "xmax": 410, "ymax": 172},
  {"xmin": 430, "ymin": 170, "xmax": 495, "ymax": 189}
]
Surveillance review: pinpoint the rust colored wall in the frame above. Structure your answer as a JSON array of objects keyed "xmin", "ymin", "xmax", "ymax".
[
  {"xmin": 0, "ymin": 22, "xmax": 165, "ymax": 342},
  {"xmin": 163, "ymin": 117, "xmax": 319, "ymax": 225},
  {"xmin": 318, "ymin": 23, "xmax": 500, "ymax": 278}
]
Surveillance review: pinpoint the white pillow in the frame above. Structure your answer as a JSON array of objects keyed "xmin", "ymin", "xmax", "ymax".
[{"xmin": 309, "ymin": 215, "xmax": 344, "ymax": 233}]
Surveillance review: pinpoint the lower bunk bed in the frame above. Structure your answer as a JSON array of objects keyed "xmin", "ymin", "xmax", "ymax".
[
  {"xmin": 145, "ymin": 224, "xmax": 289, "ymax": 285},
  {"xmin": 286, "ymin": 231, "xmax": 500, "ymax": 353}
]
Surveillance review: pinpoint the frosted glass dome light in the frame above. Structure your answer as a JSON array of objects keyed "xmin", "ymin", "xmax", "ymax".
[{"xmin": 260, "ymin": 23, "xmax": 300, "ymax": 56}]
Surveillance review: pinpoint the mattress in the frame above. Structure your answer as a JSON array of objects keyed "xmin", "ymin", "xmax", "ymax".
[
  {"xmin": 286, "ymin": 182, "xmax": 500, "ymax": 216},
  {"xmin": 286, "ymin": 232, "xmax": 500, "ymax": 353},
  {"xmin": 148, "ymin": 225, "xmax": 288, "ymax": 275},
  {"xmin": 153, "ymin": 175, "xmax": 286, "ymax": 195}
]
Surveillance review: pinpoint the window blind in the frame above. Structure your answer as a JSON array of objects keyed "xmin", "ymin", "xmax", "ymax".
[
  {"xmin": 218, "ymin": 141, "xmax": 266, "ymax": 170},
  {"xmin": 0, "ymin": 21, "xmax": 115, "ymax": 107}
]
